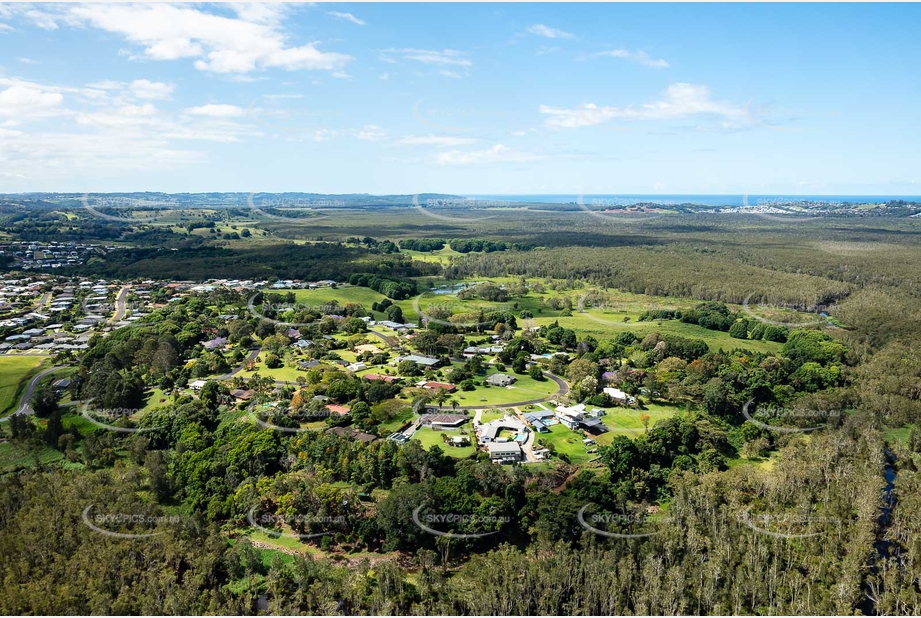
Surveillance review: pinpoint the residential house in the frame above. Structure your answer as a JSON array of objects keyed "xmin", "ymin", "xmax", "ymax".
[
  {"xmin": 422, "ymin": 381, "xmax": 456, "ymax": 393},
  {"xmin": 486, "ymin": 373, "xmax": 516, "ymax": 387},
  {"xmin": 231, "ymin": 388, "xmax": 256, "ymax": 403},
  {"xmin": 487, "ymin": 441, "xmax": 522, "ymax": 464}
]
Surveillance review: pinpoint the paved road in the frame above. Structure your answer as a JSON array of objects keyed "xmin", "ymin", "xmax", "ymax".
[
  {"xmin": 367, "ymin": 329, "xmax": 399, "ymax": 349},
  {"xmin": 34, "ymin": 291, "xmax": 51, "ymax": 308},
  {"xmin": 216, "ymin": 348, "xmax": 262, "ymax": 379},
  {"xmin": 1, "ymin": 365, "xmax": 65, "ymax": 420},
  {"xmin": 427, "ymin": 372, "xmax": 568, "ymax": 411},
  {"xmin": 111, "ymin": 285, "xmax": 130, "ymax": 321}
]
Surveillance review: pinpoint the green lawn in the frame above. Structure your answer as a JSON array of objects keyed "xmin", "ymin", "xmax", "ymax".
[
  {"xmin": 377, "ymin": 407, "xmax": 414, "ymax": 434},
  {"xmin": 237, "ymin": 352, "xmax": 309, "ymax": 383},
  {"xmin": 535, "ymin": 423, "xmax": 595, "ymax": 465},
  {"xmin": 286, "ymin": 286, "xmax": 389, "ymax": 309},
  {"xmin": 479, "ymin": 410, "xmax": 507, "ymax": 423},
  {"xmin": 593, "ymin": 402, "xmax": 682, "ymax": 443},
  {"xmin": 444, "ymin": 366, "xmax": 560, "ymax": 407},
  {"xmin": 0, "ymin": 356, "xmax": 48, "ymax": 416},
  {"xmin": 411, "ymin": 426, "xmax": 477, "ymax": 458},
  {"xmin": 543, "ymin": 311, "xmax": 783, "ymax": 354},
  {"xmin": 140, "ymin": 388, "xmax": 171, "ymax": 413}
]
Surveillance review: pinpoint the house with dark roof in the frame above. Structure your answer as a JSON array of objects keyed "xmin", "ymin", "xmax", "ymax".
[{"xmin": 231, "ymin": 388, "xmax": 256, "ymax": 402}]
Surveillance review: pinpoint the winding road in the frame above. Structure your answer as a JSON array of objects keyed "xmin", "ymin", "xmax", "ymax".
[
  {"xmin": 1, "ymin": 365, "xmax": 66, "ymax": 420},
  {"xmin": 216, "ymin": 348, "xmax": 262, "ymax": 380}
]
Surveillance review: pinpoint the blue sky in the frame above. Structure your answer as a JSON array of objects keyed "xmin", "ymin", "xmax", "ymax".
[{"xmin": 0, "ymin": 2, "xmax": 919, "ymax": 195}]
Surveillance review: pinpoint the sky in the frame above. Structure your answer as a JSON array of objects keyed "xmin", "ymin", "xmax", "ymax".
[{"xmin": 0, "ymin": 2, "xmax": 919, "ymax": 195}]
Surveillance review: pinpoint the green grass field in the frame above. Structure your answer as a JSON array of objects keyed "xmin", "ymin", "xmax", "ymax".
[
  {"xmin": 538, "ymin": 311, "xmax": 783, "ymax": 354},
  {"xmin": 287, "ymin": 286, "xmax": 389, "ymax": 309},
  {"xmin": 593, "ymin": 402, "xmax": 682, "ymax": 443},
  {"xmin": 0, "ymin": 356, "xmax": 48, "ymax": 416},
  {"xmin": 479, "ymin": 410, "xmax": 507, "ymax": 423},
  {"xmin": 411, "ymin": 426, "xmax": 477, "ymax": 458},
  {"xmin": 140, "ymin": 387, "xmax": 172, "ymax": 413},
  {"xmin": 535, "ymin": 423, "xmax": 596, "ymax": 465},
  {"xmin": 237, "ymin": 352, "xmax": 309, "ymax": 383},
  {"xmin": 442, "ymin": 366, "xmax": 561, "ymax": 407}
]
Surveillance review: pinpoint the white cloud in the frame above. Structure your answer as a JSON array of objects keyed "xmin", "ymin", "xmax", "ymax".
[
  {"xmin": 0, "ymin": 23, "xmax": 13, "ymax": 32},
  {"xmin": 540, "ymin": 83, "xmax": 752, "ymax": 128},
  {"xmin": 526, "ymin": 24, "xmax": 574, "ymax": 39},
  {"xmin": 590, "ymin": 49, "xmax": 669, "ymax": 68},
  {"xmin": 327, "ymin": 11, "xmax": 366, "ymax": 26},
  {"xmin": 59, "ymin": 4, "xmax": 352, "ymax": 74},
  {"xmin": 398, "ymin": 135, "xmax": 479, "ymax": 147},
  {"xmin": 357, "ymin": 124, "xmax": 387, "ymax": 141},
  {"xmin": 0, "ymin": 73, "xmax": 263, "ymax": 185},
  {"xmin": 536, "ymin": 46, "xmax": 561, "ymax": 56},
  {"xmin": 380, "ymin": 48, "xmax": 471, "ymax": 67},
  {"xmin": 0, "ymin": 83, "xmax": 64, "ymax": 119},
  {"xmin": 129, "ymin": 79, "xmax": 175, "ymax": 100},
  {"xmin": 435, "ymin": 144, "xmax": 543, "ymax": 165},
  {"xmin": 184, "ymin": 104, "xmax": 246, "ymax": 118},
  {"xmin": 379, "ymin": 72, "xmax": 389, "ymax": 80}
]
